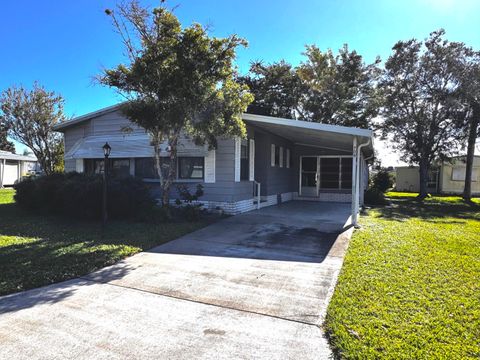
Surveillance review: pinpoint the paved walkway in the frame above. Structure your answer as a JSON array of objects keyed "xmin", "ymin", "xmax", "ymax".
[{"xmin": 0, "ymin": 201, "xmax": 354, "ymax": 359}]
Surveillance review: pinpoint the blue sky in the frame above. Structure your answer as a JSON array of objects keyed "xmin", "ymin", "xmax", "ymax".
[{"xmin": 2, "ymin": 0, "xmax": 479, "ymax": 164}]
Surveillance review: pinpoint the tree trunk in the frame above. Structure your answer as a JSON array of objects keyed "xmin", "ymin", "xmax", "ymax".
[
  {"xmin": 161, "ymin": 132, "xmax": 179, "ymax": 207},
  {"xmin": 463, "ymin": 106, "xmax": 480, "ymax": 202},
  {"xmin": 418, "ymin": 159, "xmax": 429, "ymax": 200}
]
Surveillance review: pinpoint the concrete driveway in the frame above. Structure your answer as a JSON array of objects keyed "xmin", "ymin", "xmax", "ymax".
[{"xmin": 0, "ymin": 201, "xmax": 353, "ymax": 360}]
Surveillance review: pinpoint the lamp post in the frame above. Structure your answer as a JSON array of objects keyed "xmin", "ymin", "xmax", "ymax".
[{"xmin": 102, "ymin": 142, "xmax": 111, "ymax": 231}]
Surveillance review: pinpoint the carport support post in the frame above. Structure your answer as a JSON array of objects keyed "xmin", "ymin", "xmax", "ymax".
[
  {"xmin": 351, "ymin": 137, "xmax": 358, "ymax": 227},
  {"xmin": 0, "ymin": 158, "xmax": 5, "ymax": 188}
]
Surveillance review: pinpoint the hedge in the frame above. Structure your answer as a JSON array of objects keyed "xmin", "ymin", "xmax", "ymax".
[{"xmin": 14, "ymin": 172, "xmax": 155, "ymax": 220}]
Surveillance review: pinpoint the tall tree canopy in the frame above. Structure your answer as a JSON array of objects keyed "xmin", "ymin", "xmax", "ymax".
[
  {"xmin": 100, "ymin": 1, "xmax": 253, "ymax": 206},
  {"xmin": 0, "ymin": 83, "xmax": 65, "ymax": 174},
  {"xmin": 379, "ymin": 30, "xmax": 470, "ymax": 199},
  {"xmin": 297, "ymin": 45, "xmax": 381, "ymax": 128},
  {"xmin": 0, "ymin": 123, "xmax": 15, "ymax": 153},
  {"xmin": 238, "ymin": 60, "xmax": 306, "ymax": 119},
  {"xmin": 240, "ymin": 45, "xmax": 380, "ymax": 128}
]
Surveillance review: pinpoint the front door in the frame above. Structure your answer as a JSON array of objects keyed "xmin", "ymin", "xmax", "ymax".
[{"xmin": 300, "ymin": 156, "xmax": 318, "ymax": 196}]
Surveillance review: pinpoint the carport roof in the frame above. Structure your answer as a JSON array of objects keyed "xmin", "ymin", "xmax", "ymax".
[{"xmin": 242, "ymin": 113, "xmax": 374, "ymax": 157}]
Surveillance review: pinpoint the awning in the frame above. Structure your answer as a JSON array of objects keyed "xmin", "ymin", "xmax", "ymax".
[
  {"xmin": 242, "ymin": 113, "xmax": 374, "ymax": 157},
  {"xmin": 65, "ymin": 134, "xmax": 208, "ymax": 159}
]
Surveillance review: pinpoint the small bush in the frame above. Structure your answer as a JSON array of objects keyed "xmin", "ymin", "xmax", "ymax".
[
  {"xmin": 14, "ymin": 172, "xmax": 155, "ymax": 220},
  {"xmin": 175, "ymin": 184, "xmax": 205, "ymax": 221},
  {"xmin": 371, "ymin": 169, "xmax": 394, "ymax": 192},
  {"xmin": 364, "ymin": 187, "xmax": 388, "ymax": 205}
]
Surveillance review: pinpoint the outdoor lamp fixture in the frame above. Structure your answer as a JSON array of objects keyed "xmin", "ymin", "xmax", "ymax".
[
  {"xmin": 103, "ymin": 142, "xmax": 111, "ymax": 158},
  {"xmin": 102, "ymin": 142, "xmax": 111, "ymax": 232}
]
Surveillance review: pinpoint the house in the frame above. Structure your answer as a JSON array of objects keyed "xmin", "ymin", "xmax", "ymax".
[
  {"xmin": 395, "ymin": 155, "xmax": 480, "ymax": 195},
  {"xmin": 0, "ymin": 150, "xmax": 39, "ymax": 187},
  {"xmin": 53, "ymin": 104, "xmax": 374, "ymax": 223}
]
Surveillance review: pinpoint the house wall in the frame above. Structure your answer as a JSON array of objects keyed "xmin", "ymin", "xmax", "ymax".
[
  {"xmin": 395, "ymin": 167, "xmax": 420, "ymax": 192},
  {"xmin": 252, "ymin": 126, "xmax": 295, "ymax": 197},
  {"xmin": 440, "ymin": 157, "xmax": 480, "ymax": 195},
  {"xmin": 60, "ymin": 109, "xmax": 368, "ymax": 213},
  {"xmin": 61, "ymin": 110, "xmax": 257, "ymax": 212}
]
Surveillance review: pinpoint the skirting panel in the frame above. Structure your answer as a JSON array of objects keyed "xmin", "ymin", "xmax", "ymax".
[{"xmin": 167, "ymin": 191, "xmax": 295, "ymax": 215}]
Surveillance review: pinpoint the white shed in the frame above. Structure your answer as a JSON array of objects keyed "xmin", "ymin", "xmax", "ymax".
[{"xmin": 0, "ymin": 151, "xmax": 39, "ymax": 187}]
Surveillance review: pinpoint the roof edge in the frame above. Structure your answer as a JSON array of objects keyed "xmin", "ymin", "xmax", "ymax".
[
  {"xmin": 241, "ymin": 113, "xmax": 373, "ymax": 138},
  {"xmin": 53, "ymin": 103, "xmax": 122, "ymax": 131}
]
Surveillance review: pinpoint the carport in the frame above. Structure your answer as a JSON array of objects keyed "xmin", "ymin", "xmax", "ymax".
[{"xmin": 243, "ymin": 114, "xmax": 374, "ymax": 226}]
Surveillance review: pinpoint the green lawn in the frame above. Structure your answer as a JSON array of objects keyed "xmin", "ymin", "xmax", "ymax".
[
  {"xmin": 326, "ymin": 192, "xmax": 480, "ymax": 359},
  {"xmin": 0, "ymin": 188, "xmax": 213, "ymax": 296}
]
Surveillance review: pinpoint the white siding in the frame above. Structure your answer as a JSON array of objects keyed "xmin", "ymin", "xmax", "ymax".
[
  {"xmin": 271, "ymin": 144, "xmax": 275, "ymax": 166},
  {"xmin": 204, "ymin": 150, "xmax": 216, "ymax": 183},
  {"xmin": 234, "ymin": 137, "xmax": 241, "ymax": 182},
  {"xmin": 75, "ymin": 159, "xmax": 84, "ymax": 173},
  {"xmin": 249, "ymin": 139, "xmax": 255, "ymax": 181}
]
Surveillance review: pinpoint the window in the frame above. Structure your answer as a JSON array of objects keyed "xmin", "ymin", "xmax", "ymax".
[
  {"xmin": 286, "ymin": 149, "xmax": 291, "ymax": 169},
  {"xmin": 279, "ymin": 147, "xmax": 284, "ymax": 168},
  {"xmin": 320, "ymin": 158, "xmax": 340, "ymax": 189},
  {"xmin": 274, "ymin": 145, "xmax": 280, "ymax": 166},
  {"xmin": 314, "ymin": 157, "xmax": 353, "ymax": 190},
  {"xmin": 135, "ymin": 157, "xmax": 170, "ymax": 179},
  {"xmin": 178, "ymin": 157, "xmax": 204, "ymax": 180},
  {"xmin": 240, "ymin": 140, "xmax": 249, "ymax": 180},
  {"xmin": 452, "ymin": 167, "xmax": 479, "ymax": 181},
  {"xmin": 340, "ymin": 158, "xmax": 353, "ymax": 189},
  {"xmin": 85, "ymin": 158, "xmax": 130, "ymax": 177},
  {"xmin": 452, "ymin": 167, "xmax": 465, "ymax": 181}
]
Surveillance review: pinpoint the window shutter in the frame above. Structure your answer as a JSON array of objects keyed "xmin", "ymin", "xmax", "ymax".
[
  {"xmin": 204, "ymin": 150, "xmax": 216, "ymax": 183},
  {"xmin": 286, "ymin": 149, "xmax": 290, "ymax": 169},
  {"xmin": 271, "ymin": 144, "xmax": 275, "ymax": 167},
  {"xmin": 249, "ymin": 139, "xmax": 255, "ymax": 181},
  {"xmin": 279, "ymin": 147, "xmax": 284, "ymax": 168},
  {"xmin": 234, "ymin": 137, "xmax": 241, "ymax": 182},
  {"xmin": 75, "ymin": 159, "xmax": 84, "ymax": 173}
]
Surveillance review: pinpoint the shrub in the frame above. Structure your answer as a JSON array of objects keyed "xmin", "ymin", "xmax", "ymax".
[
  {"xmin": 364, "ymin": 187, "xmax": 388, "ymax": 205},
  {"xmin": 175, "ymin": 184, "xmax": 205, "ymax": 221},
  {"xmin": 14, "ymin": 172, "xmax": 154, "ymax": 220},
  {"xmin": 371, "ymin": 168, "xmax": 394, "ymax": 192}
]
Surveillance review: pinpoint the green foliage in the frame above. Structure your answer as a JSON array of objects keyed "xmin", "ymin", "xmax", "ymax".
[
  {"xmin": 240, "ymin": 45, "xmax": 380, "ymax": 128},
  {"xmin": 238, "ymin": 60, "xmax": 306, "ymax": 119},
  {"xmin": 379, "ymin": 30, "xmax": 472, "ymax": 197},
  {"xmin": 371, "ymin": 168, "xmax": 394, "ymax": 192},
  {"xmin": 326, "ymin": 192, "xmax": 480, "ymax": 359},
  {"xmin": 364, "ymin": 187, "xmax": 388, "ymax": 205},
  {"xmin": 0, "ymin": 123, "xmax": 15, "ymax": 153},
  {"xmin": 0, "ymin": 188, "xmax": 211, "ymax": 296},
  {"xmin": 100, "ymin": 1, "xmax": 253, "ymax": 206},
  {"xmin": 175, "ymin": 184, "xmax": 205, "ymax": 221},
  {"xmin": 298, "ymin": 44, "xmax": 381, "ymax": 128},
  {"xmin": 0, "ymin": 82, "xmax": 66, "ymax": 175},
  {"xmin": 14, "ymin": 172, "xmax": 154, "ymax": 220}
]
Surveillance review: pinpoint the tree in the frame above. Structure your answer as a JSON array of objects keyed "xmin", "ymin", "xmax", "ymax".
[
  {"xmin": 379, "ymin": 30, "xmax": 469, "ymax": 199},
  {"xmin": 240, "ymin": 45, "xmax": 380, "ymax": 128},
  {"xmin": 456, "ymin": 55, "xmax": 480, "ymax": 201},
  {"xmin": 0, "ymin": 123, "xmax": 15, "ymax": 153},
  {"xmin": 238, "ymin": 60, "xmax": 306, "ymax": 119},
  {"xmin": 297, "ymin": 44, "xmax": 381, "ymax": 128},
  {"xmin": 100, "ymin": 1, "xmax": 253, "ymax": 206},
  {"xmin": 0, "ymin": 83, "xmax": 66, "ymax": 175}
]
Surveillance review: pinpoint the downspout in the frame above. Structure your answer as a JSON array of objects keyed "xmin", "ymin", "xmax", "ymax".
[{"xmin": 353, "ymin": 138, "xmax": 371, "ymax": 228}]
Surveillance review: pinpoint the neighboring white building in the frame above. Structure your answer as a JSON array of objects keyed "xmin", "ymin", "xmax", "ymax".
[
  {"xmin": 0, "ymin": 150, "xmax": 39, "ymax": 187},
  {"xmin": 395, "ymin": 155, "xmax": 480, "ymax": 195}
]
